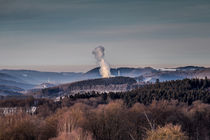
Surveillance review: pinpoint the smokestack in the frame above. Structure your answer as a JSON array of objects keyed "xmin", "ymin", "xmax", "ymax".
[{"xmin": 92, "ymin": 46, "xmax": 111, "ymax": 78}]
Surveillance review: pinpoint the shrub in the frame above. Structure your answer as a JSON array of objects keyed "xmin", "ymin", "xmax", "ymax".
[{"xmin": 145, "ymin": 124, "xmax": 189, "ymax": 140}]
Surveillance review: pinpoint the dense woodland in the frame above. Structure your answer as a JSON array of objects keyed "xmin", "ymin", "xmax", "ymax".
[
  {"xmin": 64, "ymin": 78, "xmax": 210, "ymax": 106},
  {"xmin": 0, "ymin": 78, "xmax": 210, "ymax": 140}
]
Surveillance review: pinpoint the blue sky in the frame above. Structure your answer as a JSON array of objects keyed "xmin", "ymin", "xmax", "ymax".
[{"xmin": 0, "ymin": 0, "xmax": 210, "ymax": 72}]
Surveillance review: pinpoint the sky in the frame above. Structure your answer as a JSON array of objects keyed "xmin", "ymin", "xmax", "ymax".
[{"xmin": 0, "ymin": 0, "xmax": 210, "ymax": 72}]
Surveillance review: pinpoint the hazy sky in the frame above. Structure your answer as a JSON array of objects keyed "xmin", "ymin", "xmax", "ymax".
[{"xmin": 0, "ymin": 0, "xmax": 210, "ymax": 72}]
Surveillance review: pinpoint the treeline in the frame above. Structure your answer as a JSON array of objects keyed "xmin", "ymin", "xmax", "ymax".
[{"xmin": 0, "ymin": 96, "xmax": 59, "ymax": 108}]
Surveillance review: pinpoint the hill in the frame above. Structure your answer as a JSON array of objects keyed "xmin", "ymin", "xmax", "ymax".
[
  {"xmin": 30, "ymin": 76, "xmax": 137, "ymax": 98},
  {"xmin": 84, "ymin": 67, "xmax": 157, "ymax": 78},
  {"xmin": 84, "ymin": 66, "xmax": 210, "ymax": 82},
  {"xmin": 0, "ymin": 69, "xmax": 82, "ymax": 85}
]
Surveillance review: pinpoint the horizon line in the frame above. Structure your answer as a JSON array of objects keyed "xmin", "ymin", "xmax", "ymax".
[{"xmin": 0, "ymin": 64, "xmax": 209, "ymax": 73}]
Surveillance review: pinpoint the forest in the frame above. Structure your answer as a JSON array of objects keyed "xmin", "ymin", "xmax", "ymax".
[
  {"xmin": 0, "ymin": 78, "xmax": 209, "ymax": 140},
  {"xmin": 64, "ymin": 78, "xmax": 210, "ymax": 106}
]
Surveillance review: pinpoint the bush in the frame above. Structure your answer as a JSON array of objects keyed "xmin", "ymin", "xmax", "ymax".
[{"xmin": 145, "ymin": 124, "xmax": 189, "ymax": 140}]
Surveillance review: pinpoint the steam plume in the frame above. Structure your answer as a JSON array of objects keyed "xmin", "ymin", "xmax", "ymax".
[{"xmin": 92, "ymin": 46, "xmax": 111, "ymax": 78}]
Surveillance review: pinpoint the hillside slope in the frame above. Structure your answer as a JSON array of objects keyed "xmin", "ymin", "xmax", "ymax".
[{"xmin": 30, "ymin": 76, "xmax": 137, "ymax": 97}]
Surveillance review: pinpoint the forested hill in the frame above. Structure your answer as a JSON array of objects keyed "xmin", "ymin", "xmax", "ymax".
[
  {"xmin": 30, "ymin": 76, "xmax": 137, "ymax": 97},
  {"xmin": 65, "ymin": 76, "xmax": 136, "ymax": 87},
  {"xmin": 122, "ymin": 78, "xmax": 210, "ymax": 105},
  {"xmin": 65, "ymin": 78, "xmax": 210, "ymax": 106}
]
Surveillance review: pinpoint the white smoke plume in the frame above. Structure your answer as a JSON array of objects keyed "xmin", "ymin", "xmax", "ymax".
[{"xmin": 92, "ymin": 46, "xmax": 111, "ymax": 78}]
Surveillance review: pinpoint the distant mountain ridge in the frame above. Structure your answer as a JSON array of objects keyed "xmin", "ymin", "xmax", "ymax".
[
  {"xmin": 0, "ymin": 69, "xmax": 82, "ymax": 85},
  {"xmin": 84, "ymin": 67, "xmax": 156, "ymax": 78},
  {"xmin": 176, "ymin": 66, "xmax": 205, "ymax": 71},
  {"xmin": 84, "ymin": 66, "xmax": 210, "ymax": 82},
  {"xmin": 0, "ymin": 66, "xmax": 210, "ymax": 97}
]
